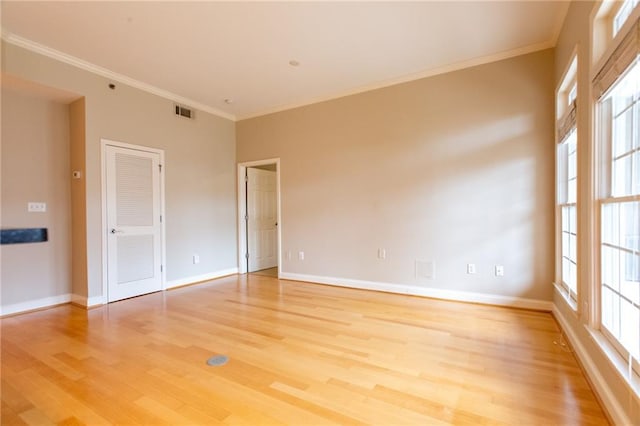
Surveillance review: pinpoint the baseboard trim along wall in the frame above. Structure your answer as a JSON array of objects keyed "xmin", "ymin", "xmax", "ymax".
[
  {"xmin": 279, "ymin": 272, "xmax": 553, "ymax": 311},
  {"xmin": 1, "ymin": 270, "xmax": 549, "ymax": 314},
  {"xmin": 166, "ymin": 268, "xmax": 239, "ymax": 290},
  {"xmin": 2, "ymin": 268, "xmax": 239, "ymax": 316},
  {"xmin": 0, "ymin": 294, "xmax": 72, "ymax": 316},
  {"xmin": 70, "ymin": 294, "xmax": 105, "ymax": 308},
  {"xmin": 552, "ymin": 305, "xmax": 631, "ymax": 426}
]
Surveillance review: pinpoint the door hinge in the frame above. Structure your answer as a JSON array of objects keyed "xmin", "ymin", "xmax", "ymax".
[
  {"xmin": 245, "ymin": 252, "xmax": 249, "ymax": 259},
  {"xmin": 160, "ymin": 265, "xmax": 163, "ymax": 272},
  {"xmin": 245, "ymin": 214, "xmax": 249, "ymax": 221},
  {"xmin": 160, "ymin": 214, "xmax": 163, "ymax": 223},
  {"xmin": 159, "ymin": 164, "xmax": 163, "ymax": 173},
  {"xmin": 245, "ymin": 174, "xmax": 248, "ymax": 182}
]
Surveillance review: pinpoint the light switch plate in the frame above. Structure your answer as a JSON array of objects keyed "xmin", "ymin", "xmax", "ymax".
[{"xmin": 28, "ymin": 202, "xmax": 46, "ymax": 212}]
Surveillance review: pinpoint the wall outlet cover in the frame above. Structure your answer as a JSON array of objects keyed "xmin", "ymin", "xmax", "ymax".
[
  {"xmin": 467, "ymin": 263, "xmax": 476, "ymax": 274},
  {"xmin": 27, "ymin": 202, "xmax": 46, "ymax": 212}
]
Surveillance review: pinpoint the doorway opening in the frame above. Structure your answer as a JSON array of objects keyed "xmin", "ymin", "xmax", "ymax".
[{"xmin": 237, "ymin": 159, "xmax": 281, "ymax": 277}]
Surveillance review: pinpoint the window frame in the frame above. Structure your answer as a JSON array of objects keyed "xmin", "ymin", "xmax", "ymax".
[
  {"xmin": 614, "ymin": 0, "xmax": 640, "ymax": 36},
  {"xmin": 593, "ymin": 0, "xmax": 640, "ymax": 71},
  {"xmin": 596, "ymin": 60, "xmax": 640, "ymax": 374},
  {"xmin": 555, "ymin": 53, "xmax": 580, "ymax": 310},
  {"xmin": 592, "ymin": 0, "xmax": 640, "ymax": 380},
  {"xmin": 559, "ymin": 130, "xmax": 579, "ymax": 304}
]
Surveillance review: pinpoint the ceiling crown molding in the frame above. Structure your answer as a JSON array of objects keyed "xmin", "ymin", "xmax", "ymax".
[{"xmin": 1, "ymin": 31, "xmax": 236, "ymax": 122}]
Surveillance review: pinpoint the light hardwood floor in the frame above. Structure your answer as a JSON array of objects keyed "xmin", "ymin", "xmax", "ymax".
[
  {"xmin": 251, "ymin": 267, "xmax": 278, "ymax": 278},
  {"xmin": 2, "ymin": 274, "xmax": 608, "ymax": 425}
]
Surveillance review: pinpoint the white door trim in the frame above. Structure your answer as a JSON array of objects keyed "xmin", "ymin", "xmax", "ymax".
[
  {"xmin": 237, "ymin": 158, "xmax": 281, "ymax": 275},
  {"xmin": 101, "ymin": 138, "xmax": 166, "ymax": 302}
]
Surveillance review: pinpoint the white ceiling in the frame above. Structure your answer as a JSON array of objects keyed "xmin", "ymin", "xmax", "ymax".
[{"xmin": 1, "ymin": 1, "xmax": 569, "ymax": 121}]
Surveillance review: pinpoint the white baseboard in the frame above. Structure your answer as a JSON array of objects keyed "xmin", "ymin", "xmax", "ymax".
[
  {"xmin": 166, "ymin": 268, "xmax": 238, "ymax": 290},
  {"xmin": 0, "ymin": 294, "xmax": 72, "ymax": 316},
  {"xmin": 70, "ymin": 294, "xmax": 105, "ymax": 308},
  {"xmin": 552, "ymin": 306, "xmax": 632, "ymax": 426},
  {"xmin": 279, "ymin": 272, "xmax": 553, "ymax": 311}
]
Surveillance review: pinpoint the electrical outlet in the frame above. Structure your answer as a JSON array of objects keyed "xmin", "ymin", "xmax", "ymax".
[
  {"xmin": 193, "ymin": 254, "xmax": 200, "ymax": 264},
  {"xmin": 298, "ymin": 251, "xmax": 304, "ymax": 261},
  {"xmin": 28, "ymin": 202, "xmax": 46, "ymax": 212},
  {"xmin": 495, "ymin": 265, "xmax": 504, "ymax": 276},
  {"xmin": 378, "ymin": 248, "xmax": 386, "ymax": 259},
  {"xmin": 467, "ymin": 263, "xmax": 476, "ymax": 274}
]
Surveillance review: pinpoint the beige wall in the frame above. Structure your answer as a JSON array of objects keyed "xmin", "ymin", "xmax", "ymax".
[
  {"xmin": 69, "ymin": 98, "xmax": 88, "ymax": 299},
  {"xmin": 238, "ymin": 49, "xmax": 555, "ymax": 301},
  {"xmin": 2, "ymin": 42, "xmax": 237, "ymax": 301},
  {"xmin": 1, "ymin": 88, "xmax": 71, "ymax": 306},
  {"xmin": 554, "ymin": 1, "xmax": 640, "ymax": 423}
]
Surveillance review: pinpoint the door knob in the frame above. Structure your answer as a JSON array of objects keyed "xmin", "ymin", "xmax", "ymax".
[{"xmin": 110, "ymin": 228, "xmax": 123, "ymax": 234}]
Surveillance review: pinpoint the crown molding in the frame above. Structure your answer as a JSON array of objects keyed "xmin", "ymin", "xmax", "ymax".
[
  {"xmin": 1, "ymin": 31, "xmax": 236, "ymax": 121},
  {"xmin": 2, "ymin": 29, "xmax": 558, "ymax": 123}
]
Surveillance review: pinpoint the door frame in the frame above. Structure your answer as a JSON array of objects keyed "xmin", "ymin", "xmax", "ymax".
[
  {"xmin": 237, "ymin": 158, "xmax": 281, "ymax": 275},
  {"xmin": 101, "ymin": 139, "xmax": 167, "ymax": 301}
]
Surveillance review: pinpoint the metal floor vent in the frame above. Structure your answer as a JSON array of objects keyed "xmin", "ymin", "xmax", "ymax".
[{"xmin": 206, "ymin": 355, "xmax": 228, "ymax": 366}]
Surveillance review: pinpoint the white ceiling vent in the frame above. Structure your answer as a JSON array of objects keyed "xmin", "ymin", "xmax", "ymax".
[{"xmin": 175, "ymin": 104, "xmax": 194, "ymax": 119}]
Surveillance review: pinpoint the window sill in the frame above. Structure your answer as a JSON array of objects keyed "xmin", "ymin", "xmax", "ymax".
[
  {"xmin": 585, "ymin": 326, "xmax": 640, "ymax": 400},
  {"xmin": 553, "ymin": 282, "xmax": 578, "ymax": 312}
]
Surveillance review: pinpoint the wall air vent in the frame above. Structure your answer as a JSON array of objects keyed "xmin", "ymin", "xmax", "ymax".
[
  {"xmin": 415, "ymin": 259, "xmax": 435, "ymax": 282},
  {"xmin": 175, "ymin": 104, "xmax": 194, "ymax": 119}
]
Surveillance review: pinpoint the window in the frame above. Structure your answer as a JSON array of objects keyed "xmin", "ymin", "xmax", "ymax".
[
  {"xmin": 596, "ymin": 45, "xmax": 640, "ymax": 370},
  {"xmin": 559, "ymin": 128, "xmax": 578, "ymax": 303},
  {"xmin": 556, "ymin": 55, "xmax": 578, "ymax": 307},
  {"xmin": 599, "ymin": 63, "xmax": 640, "ymax": 365},
  {"xmin": 593, "ymin": 0, "xmax": 640, "ymax": 69},
  {"xmin": 614, "ymin": 0, "xmax": 640, "ymax": 36},
  {"xmin": 568, "ymin": 84, "xmax": 578, "ymax": 106}
]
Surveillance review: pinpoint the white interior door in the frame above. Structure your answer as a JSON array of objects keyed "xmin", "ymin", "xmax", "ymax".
[
  {"xmin": 105, "ymin": 145, "xmax": 162, "ymax": 302},
  {"xmin": 247, "ymin": 168, "xmax": 277, "ymax": 272}
]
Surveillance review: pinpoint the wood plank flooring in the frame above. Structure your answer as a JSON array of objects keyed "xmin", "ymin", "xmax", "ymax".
[
  {"xmin": 250, "ymin": 268, "xmax": 278, "ymax": 278},
  {"xmin": 1, "ymin": 274, "xmax": 608, "ymax": 425}
]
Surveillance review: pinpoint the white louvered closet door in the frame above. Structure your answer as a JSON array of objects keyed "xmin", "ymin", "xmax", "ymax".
[{"xmin": 106, "ymin": 145, "xmax": 162, "ymax": 302}]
